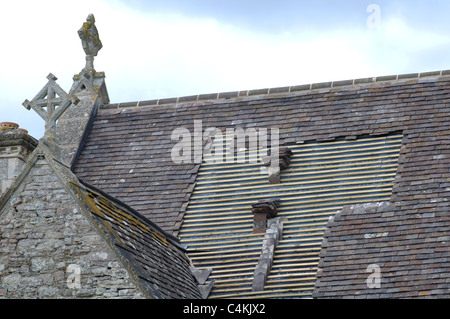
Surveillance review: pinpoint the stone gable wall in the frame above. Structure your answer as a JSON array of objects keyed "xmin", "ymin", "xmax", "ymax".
[{"xmin": 0, "ymin": 158, "xmax": 144, "ymax": 298}]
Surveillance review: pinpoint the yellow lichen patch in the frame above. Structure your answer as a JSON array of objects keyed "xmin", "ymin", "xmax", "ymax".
[
  {"xmin": 91, "ymin": 191, "xmax": 170, "ymax": 248},
  {"xmin": 69, "ymin": 181, "xmax": 169, "ymax": 249},
  {"xmin": 70, "ymin": 182, "xmax": 124, "ymax": 246}
]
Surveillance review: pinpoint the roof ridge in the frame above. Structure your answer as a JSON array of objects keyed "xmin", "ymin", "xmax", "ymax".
[{"xmin": 101, "ymin": 69, "xmax": 450, "ymax": 110}]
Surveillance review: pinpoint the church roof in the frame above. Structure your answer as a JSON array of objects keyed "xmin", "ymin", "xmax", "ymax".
[
  {"xmin": 69, "ymin": 178, "xmax": 202, "ymax": 299},
  {"xmin": 314, "ymin": 201, "xmax": 449, "ymax": 298},
  {"xmin": 179, "ymin": 133, "xmax": 403, "ymax": 298},
  {"xmin": 0, "ymin": 142, "xmax": 202, "ymax": 299},
  {"xmin": 72, "ymin": 69, "xmax": 450, "ymax": 298}
]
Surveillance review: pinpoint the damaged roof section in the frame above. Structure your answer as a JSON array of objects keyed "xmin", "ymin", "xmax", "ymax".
[
  {"xmin": 73, "ymin": 70, "xmax": 450, "ymax": 238},
  {"xmin": 179, "ymin": 133, "xmax": 403, "ymax": 298},
  {"xmin": 73, "ymin": 68, "xmax": 450, "ymax": 299}
]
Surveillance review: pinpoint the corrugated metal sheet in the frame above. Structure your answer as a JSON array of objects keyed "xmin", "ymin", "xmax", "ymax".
[{"xmin": 179, "ymin": 133, "xmax": 403, "ymax": 298}]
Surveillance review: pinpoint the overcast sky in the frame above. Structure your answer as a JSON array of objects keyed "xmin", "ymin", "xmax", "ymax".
[{"xmin": 1, "ymin": 0, "xmax": 450, "ymax": 139}]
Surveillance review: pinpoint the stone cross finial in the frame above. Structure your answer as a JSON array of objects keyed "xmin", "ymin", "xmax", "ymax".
[
  {"xmin": 78, "ymin": 14, "xmax": 102, "ymax": 71},
  {"xmin": 23, "ymin": 73, "xmax": 80, "ymax": 142}
]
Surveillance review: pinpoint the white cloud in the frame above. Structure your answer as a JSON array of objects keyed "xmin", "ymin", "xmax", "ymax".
[
  {"xmin": 0, "ymin": 1, "xmax": 449, "ymax": 139},
  {"xmin": 0, "ymin": 0, "xmax": 118, "ymax": 138}
]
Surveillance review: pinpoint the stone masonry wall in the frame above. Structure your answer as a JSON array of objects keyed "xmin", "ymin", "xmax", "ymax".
[
  {"xmin": 0, "ymin": 128, "xmax": 38, "ymax": 195},
  {"xmin": 0, "ymin": 158, "xmax": 9, "ymax": 194},
  {"xmin": 0, "ymin": 158, "xmax": 144, "ymax": 298},
  {"xmin": 56, "ymin": 95, "xmax": 97, "ymax": 167},
  {"xmin": 0, "ymin": 156, "xmax": 25, "ymax": 195}
]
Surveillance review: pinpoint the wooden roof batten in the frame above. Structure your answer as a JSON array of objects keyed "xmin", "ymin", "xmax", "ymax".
[{"xmin": 179, "ymin": 133, "xmax": 403, "ymax": 299}]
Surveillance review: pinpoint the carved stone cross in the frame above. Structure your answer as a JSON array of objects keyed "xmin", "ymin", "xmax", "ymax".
[
  {"xmin": 23, "ymin": 73, "xmax": 80, "ymax": 142},
  {"xmin": 78, "ymin": 14, "xmax": 102, "ymax": 71}
]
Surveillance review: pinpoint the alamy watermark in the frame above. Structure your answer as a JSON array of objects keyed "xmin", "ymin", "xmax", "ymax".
[
  {"xmin": 367, "ymin": 4, "xmax": 381, "ymax": 29},
  {"xmin": 366, "ymin": 264, "xmax": 382, "ymax": 288},
  {"xmin": 66, "ymin": 264, "xmax": 81, "ymax": 290},
  {"xmin": 171, "ymin": 120, "xmax": 280, "ymax": 172}
]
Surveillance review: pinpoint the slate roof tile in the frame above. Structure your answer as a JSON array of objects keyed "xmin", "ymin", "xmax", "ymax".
[
  {"xmin": 73, "ymin": 70, "xmax": 450, "ymax": 298},
  {"xmin": 70, "ymin": 178, "xmax": 202, "ymax": 299}
]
